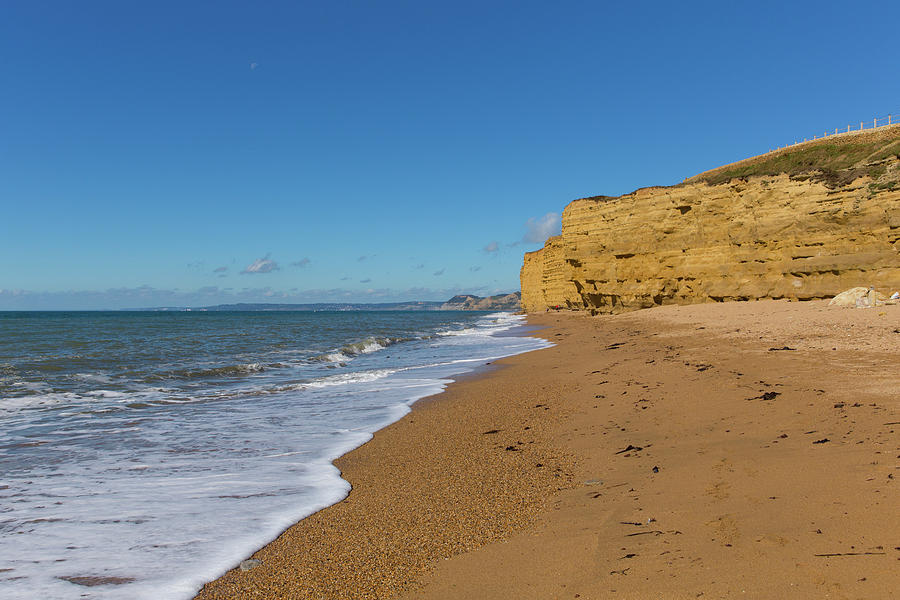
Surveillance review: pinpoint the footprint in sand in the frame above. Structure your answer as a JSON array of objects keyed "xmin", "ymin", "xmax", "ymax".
[
  {"xmin": 705, "ymin": 514, "xmax": 740, "ymax": 546},
  {"xmin": 705, "ymin": 480, "xmax": 731, "ymax": 500},
  {"xmin": 711, "ymin": 457, "xmax": 735, "ymax": 474}
]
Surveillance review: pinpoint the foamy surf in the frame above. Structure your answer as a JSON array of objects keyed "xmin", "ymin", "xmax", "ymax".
[{"xmin": 0, "ymin": 310, "xmax": 549, "ymax": 599}]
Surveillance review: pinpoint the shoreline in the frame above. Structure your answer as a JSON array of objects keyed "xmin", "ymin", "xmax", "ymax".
[
  {"xmin": 194, "ymin": 315, "xmax": 575, "ymax": 599},
  {"xmin": 195, "ymin": 300, "xmax": 898, "ymax": 599}
]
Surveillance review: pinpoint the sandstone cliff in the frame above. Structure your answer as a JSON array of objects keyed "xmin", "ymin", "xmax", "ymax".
[{"xmin": 521, "ymin": 127, "xmax": 900, "ymax": 313}]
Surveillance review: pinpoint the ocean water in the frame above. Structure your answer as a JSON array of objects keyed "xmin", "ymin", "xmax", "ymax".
[{"xmin": 0, "ymin": 310, "xmax": 549, "ymax": 599}]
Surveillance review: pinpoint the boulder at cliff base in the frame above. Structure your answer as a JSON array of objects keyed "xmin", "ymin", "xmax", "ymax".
[{"xmin": 827, "ymin": 287, "xmax": 889, "ymax": 308}]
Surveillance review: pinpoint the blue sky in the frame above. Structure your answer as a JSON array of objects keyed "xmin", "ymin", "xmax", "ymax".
[{"xmin": 2, "ymin": 1, "xmax": 898, "ymax": 309}]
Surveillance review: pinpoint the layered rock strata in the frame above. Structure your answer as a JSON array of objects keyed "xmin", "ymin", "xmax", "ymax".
[{"xmin": 521, "ymin": 168, "xmax": 900, "ymax": 313}]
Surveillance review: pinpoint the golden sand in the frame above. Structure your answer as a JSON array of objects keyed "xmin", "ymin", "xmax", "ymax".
[{"xmin": 196, "ymin": 299, "xmax": 899, "ymax": 599}]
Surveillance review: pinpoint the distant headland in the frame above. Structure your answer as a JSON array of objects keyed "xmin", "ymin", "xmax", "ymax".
[{"xmin": 136, "ymin": 292, "xmax": 521, "ymax": 312}]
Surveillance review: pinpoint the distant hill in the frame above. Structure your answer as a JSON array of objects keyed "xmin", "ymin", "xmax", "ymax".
[
  {"xmin": 440, "ymin": 292, "xmax": 521, "ymax": 311},
  {"xmin": 177, "ymin": 301, "xmax": 444, "ymax": 312},
  {"xmin": 139, "ymin": 293, "xmax": 521, "ymax": 312}
]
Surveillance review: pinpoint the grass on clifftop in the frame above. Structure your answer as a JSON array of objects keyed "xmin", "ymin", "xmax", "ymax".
[{"xmin": 691, "ymin": 126, "xmax": 900, "ymax": 190}]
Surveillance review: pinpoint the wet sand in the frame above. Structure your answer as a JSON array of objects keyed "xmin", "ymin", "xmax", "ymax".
[{"xmin": 195, "ymin": 299, "xmax": 899, "ymax": 599}]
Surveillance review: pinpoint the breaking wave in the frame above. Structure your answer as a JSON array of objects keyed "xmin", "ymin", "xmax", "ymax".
[
  {"xmin": 170, "ymin": 363, "xmax": 266, "ymax": 378},
  {"xmin": 310, "ymin": 336, "xmax": 413, "ymax": 363}
]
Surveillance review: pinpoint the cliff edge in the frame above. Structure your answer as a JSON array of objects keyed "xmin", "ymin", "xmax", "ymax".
[{"xmin": 521, "ymin": 126, "xmax": 900, "ymax": 313}]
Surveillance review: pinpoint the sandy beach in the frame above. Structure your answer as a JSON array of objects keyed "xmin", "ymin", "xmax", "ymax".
[{"xmin": 195, "ymin": 299, "xmax": 899, "ymax": 599}]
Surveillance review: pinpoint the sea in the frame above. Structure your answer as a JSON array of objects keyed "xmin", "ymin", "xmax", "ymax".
[{"xmin": 0, "ymin": 310, "xmax": 549, "ymax": 599}]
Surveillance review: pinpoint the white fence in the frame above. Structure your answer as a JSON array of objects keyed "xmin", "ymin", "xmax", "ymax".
[{"xmin": 771, "ymin": 111, "xmax": 899, "ymax": 152}]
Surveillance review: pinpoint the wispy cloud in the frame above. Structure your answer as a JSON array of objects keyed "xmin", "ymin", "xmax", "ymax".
[
  {"xmin": 469, "ymin": 266, "xmax": 482, "ymax": 272},
  {"xmin": 291, "ymin": 258, "xmax": 311, "ymax": 268},
  {"xmin": 213, "ymin": 266, "xmax": 228, "ymax": 273},
  {"xmin": 433, "ymin": 269, "xmax": 445, "ymax": 276},
  {"xmin": 413, "ymin": 263, "xmax": 425, "ymax": 269},
  {"xmin": 360, "ymin": 278, "xmax": 372, "ymax": 283},
  {"xmin": 250, "ymin": 62, "xmax": 258, "ymax": 70},
  {"xmin": 523, "ymin": 212, "xmax": 562, "ymax": 244},
  {"xmin": 357, "ymin": 255, "xmax": 368, "ymax": 262},
  {"xmin": 483, "ymin": 241, "xmax": 499, "ymax": 253},
  {"xmin": 241, "ymin": 255, "xmax": 279, "ymax": 274}
]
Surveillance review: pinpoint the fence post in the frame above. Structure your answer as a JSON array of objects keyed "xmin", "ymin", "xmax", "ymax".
[
  {"xmin": 847, "ymin": 124, "xmax": 851, "ymax": 133},
  {"xmin": 890, "ymin": 115, "xmax": 893, "ymax": 125},
  {"xmin": 860, "ymin": 121, "xmax": 864, "ymax": 130},
  {"xmin": 874, "ymin": 118, "xmax": 877, "ymax": 128}
]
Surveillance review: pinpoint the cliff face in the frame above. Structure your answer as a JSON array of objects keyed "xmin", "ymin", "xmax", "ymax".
[
  {"xmin": 441, "ymin": 292, "xmax": 521, "ymax": 311},
  {"xmin": 521, "ymin": 132, "xmax": 900, "ymax": 313}
]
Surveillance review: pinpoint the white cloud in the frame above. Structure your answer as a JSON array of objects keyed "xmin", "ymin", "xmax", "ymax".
[
  {"xmin": 523, "ymin": 212, "xmax": 562, "ymax": 244},
  {"xmin": 241, "ymin": 255, "xmax": 279, "ymax": 274},
  {"xmin": 483, "ymin": 241, "xmax": 499, "ymax": 253}
]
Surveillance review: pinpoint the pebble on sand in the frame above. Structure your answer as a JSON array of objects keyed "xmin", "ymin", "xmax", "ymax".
[{"xmin": 240, "ymin": 559, "xmax": 262, "ymax": 572}]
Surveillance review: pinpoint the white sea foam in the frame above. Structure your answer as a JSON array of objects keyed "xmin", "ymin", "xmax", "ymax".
[
  {"xmin": 346, "ymin": 339, "xmax": 386, "ymax": 354},
  {"xmin": 0, "ymin": 390, "xmax": 82, "ymax": 412},
  {"xmin": 312, "ymin": 337, "xmax": 401, "ymax": 364},
  {"xmin": 320, "ymin": 352, "xmax": 349, "ymax": 363},
  {"xmin": 74, "ymin": 372, "xmax": 116, "ymax": 384},
  {"xmin": 85, "ymin": 389, "xmax": 129, "ymax": 399},
  {"xmin": 436, "ymin": 326, "xmax": 481, "ymax": 336},
  {"xmin": 0, "ymin": 312, "xmax": 550, "ymax": 600},
  {"xmin": 303, "ymin": 368, "xmax": 398, "ymax": 388},
  {"xmin": 11, "ymin": 380, "xmax": 51, "ymax": 391}
]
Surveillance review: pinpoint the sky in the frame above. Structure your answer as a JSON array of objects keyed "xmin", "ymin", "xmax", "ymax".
[{"xmin": 2, "ymin": 0, "xmax": 898, "ymax": 309}]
